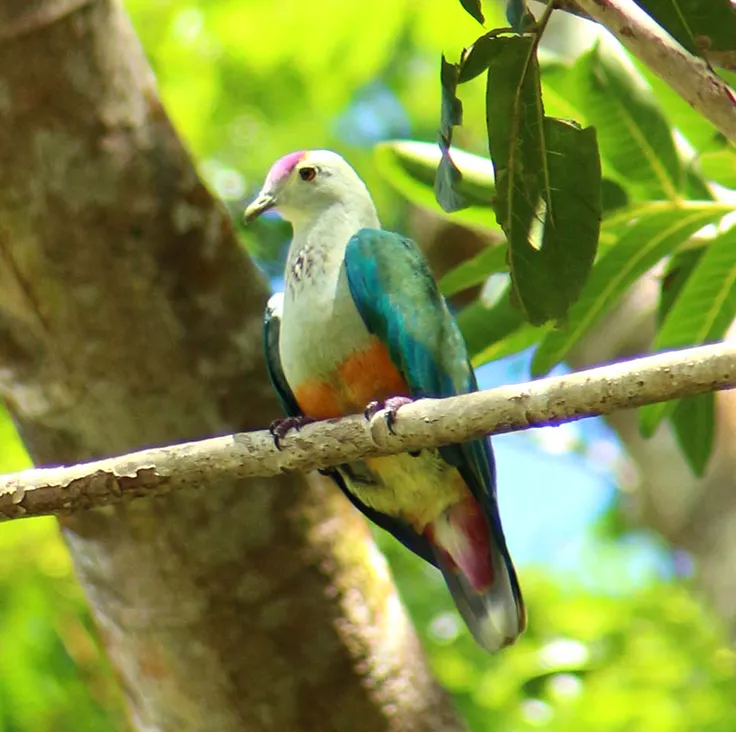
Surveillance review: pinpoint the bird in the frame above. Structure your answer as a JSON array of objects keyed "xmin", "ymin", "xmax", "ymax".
[{"xmin": 245, "ymin": 150, "xmax": 525, "ymax": 652}]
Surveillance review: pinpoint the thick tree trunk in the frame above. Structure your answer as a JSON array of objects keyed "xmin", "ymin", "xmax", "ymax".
[{"xmin": 0, "ymin": 1, "xmax": 463, "ymax": 730}]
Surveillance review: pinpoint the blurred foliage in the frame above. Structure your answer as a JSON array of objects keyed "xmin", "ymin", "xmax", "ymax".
[
  {"xmin": 1, "ymin": 0, "xmax": 735, "ymax": 730},
  {"xmin": 0, "ymin": 408, "xmax": 125, "ymax": 731},
  {"xmin": 380, "ymin": 528, "xmax": 736, "ymax": 732}
]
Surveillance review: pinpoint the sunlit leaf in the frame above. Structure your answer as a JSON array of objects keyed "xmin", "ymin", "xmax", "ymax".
[
  {"xmin": 374, "ymin": 141, "xmax": 501, "ymax": 230},
  {"xmin": 639, "ymin": 246, "xmax": 705, "ymax": 433},
  {"xmin": 471, "ymin": 321, "xmax": 545, "ymax": 365},
  {"xmin": 640, "ymin": 226, "xmax": 736, "ymax": 438},
  {"xmin": 532, "ymin": 203, "xmax": 733, "ymax": 375},
  {"xmin": 457, "ymin": 283, "xmax": 528, "ymax": 355},
  {"xmin": 633, "ymin": 59, "xmax": 724, "ymax": 153},
  {"xmin": 0, "ymin": 403, "xmax": 30, "ymax": 473},
  {"xmin": 571, "ymin": 44, "xmax": 683, "ymax": 201},
  {"xmin": 700, "ymin": 148, "xmax": 736, "ymax": 188},
  {"xmin": 439, "ymin": 244, "xmax": 509, "ymax": 296}
]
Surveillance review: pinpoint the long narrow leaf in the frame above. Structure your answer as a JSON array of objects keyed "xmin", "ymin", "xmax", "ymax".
[
  {"xmin": 640, "ymin": 226, "xmax": 736, "ymax": 437},
  {"xmin": 672, "ymin": 393, "xmax": 716, "ymax": 476},
  {"xmin": 486, "ymin": 36, "xmax": 601, "ymax": 325},
  {"xmin": 373, "ymin": 141, "xmax": 501, "ymax": 231},
  {"xmin": 571, "ymin": 44, "xmax": 683, "ymax": 202},
  {"xmin": 439, "ymin": 245, "xmax": 509, "ymax": 297}
]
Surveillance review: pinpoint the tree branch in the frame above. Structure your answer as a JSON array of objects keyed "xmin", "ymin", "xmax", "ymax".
[
  {"xmin": 570, "ymin": 0, "xmax": 736, "ymax": 142},
  {"xmin": 2, "ymin": 342, "xmax": 734, "ymax": 521},
  {"xmin": 548, "ymin": 0, "xmax": 736, "ymax": 71}
]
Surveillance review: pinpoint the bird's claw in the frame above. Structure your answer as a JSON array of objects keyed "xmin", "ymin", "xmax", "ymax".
[
  {"xmin": 269, "ymin": 416, "xmax": 316, "ymax": 450},
  {"xmin": 363, "ymin": 396, "xmax": 414, "ymax": 436}
]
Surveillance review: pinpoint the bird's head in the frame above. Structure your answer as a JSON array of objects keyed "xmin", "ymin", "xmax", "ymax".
[{"xmin": 244, "ymin": 150, "xmax": 373, "ymax": 227}]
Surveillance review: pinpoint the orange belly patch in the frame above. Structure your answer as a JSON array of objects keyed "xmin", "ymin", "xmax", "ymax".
[{"xmin": 293, "ymin": 338, "xmax": 410, "ymax": 419}]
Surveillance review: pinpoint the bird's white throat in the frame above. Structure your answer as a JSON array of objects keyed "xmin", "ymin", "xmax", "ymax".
[{"xmin": 279, "ymin": 199, "xmax": 380, "ymax": 387}]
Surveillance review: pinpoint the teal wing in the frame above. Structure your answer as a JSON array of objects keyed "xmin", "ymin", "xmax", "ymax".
[
  {"xmin": 344, "ymin": 228, "xmax": 524, "ymax": 651},
  {"xmin": 344, "ymin": 228, "xmax": 496, "ymax": 500}
]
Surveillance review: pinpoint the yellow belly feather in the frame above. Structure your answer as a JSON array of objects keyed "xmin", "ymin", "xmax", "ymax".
[{"xmin": 349, "ymin": 450, "xmax": 469, "ymax": 532}]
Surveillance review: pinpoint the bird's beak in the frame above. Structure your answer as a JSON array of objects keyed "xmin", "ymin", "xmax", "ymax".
[{"xmin": 244, "ymin": 191, "xmax": 277, "ymax": 223}]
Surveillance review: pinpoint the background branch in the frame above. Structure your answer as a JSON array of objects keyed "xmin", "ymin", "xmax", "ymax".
[
  {"xmin": 548, "ymin": 0, "xmax": 736, "ymax": 71},
  {"xmin": 2, "ymin": 342, "xmax": 734, "ymax": 521},
  {"xmin": 570, "ymin": 0, "xmax": 736, "ymax": 141}
]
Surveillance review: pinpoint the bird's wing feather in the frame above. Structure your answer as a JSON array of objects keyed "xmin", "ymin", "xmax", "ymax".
[
  {"xmin": 264, "ymin": 293, "xmax": 301, "ymax": 417},
  {"xmin": 344, "ymin": 230, "xmax": 522, "ymax": 620},
  {"xmin": 344, "ymin": 229, "xmax": 496, "ymax": 506}
]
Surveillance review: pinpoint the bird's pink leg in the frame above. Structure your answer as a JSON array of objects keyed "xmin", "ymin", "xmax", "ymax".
[
  {"xmin": 364, "ymin": 396, "xmax": 414, "ymax": 435},
  {"xmin": 269, "ymin": 416, "xmax": 317, "ymax": 450}
]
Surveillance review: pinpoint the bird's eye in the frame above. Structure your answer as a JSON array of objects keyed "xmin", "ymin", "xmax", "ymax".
[{"xmin": 299, "ymin": 166, "xmax": 317, "ymax": 182}]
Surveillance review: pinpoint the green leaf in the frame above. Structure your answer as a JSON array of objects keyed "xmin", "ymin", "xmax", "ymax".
[
  {"xmin": 633, "ymin": 0, "xmax": 736, "ymax": 57},
  {"xmin": 672, "ymin": 393, "xmax": 715, "ymax": 476},
  {"xmin": 639, "ymin": 247, "xmax": 705, "ymax": 433},
  {"xmin": 373, "ymin": 141, "xmax": 501, "ymax": 231},
  {"xmin": 700, "ymin": 148, "xmax": 736, "ymax": 188},
  {"xmin": 532, "ymin": 203, "xmax": 733, "ymax": 375},
  {"xmin": 601, "ymin": 178, "xmax": 630, "ymax": 213},
  {"xmin": 472, "ymin": 321, "xmax": 545, "ymax": 365},
  {"xmin": 459, "ymin": 0, "xmax": 484, "ymax": 24},
  {"xmin": 658, "ymin": 247, "xmax": 706, "ymax": 325},
  {"xmin": 485, "ymin": 36, "xmax": 601, "ymax": 325},
  {"xmin": 437, "ymin": 55, "xmax": 468, "ymax": 212},
  {"xmin": 0, "ymin": 403, "xmax": 30, "ymax": 473},
  {"xmin": 656, "ymin": 226, "xmax": 736, "ymax": 347},
  {"xmin": 506, "ymin": 0, "xmax": 535, "ymax": 32},
  {"xmin": 457, "ymin": 279, "xmax": 531, "ymax": 356},
  {"xmin": 540, "ymin": 61, "xmax": 586, "ymax": 122},
  {"xmin": 640, "ymin": 225, "xmax": 736, "ymax": 435},
  {"xmin": 375, "ymin": 139, "xmax": 625, "ymax": 231},
  {"xmin": 459, "ymin": 35, "xmax": 499, "ymax": 83},
  {"xmin": 684, "ymin": 165, "xmax": 715, "ymax": 202},
  {"xmin": 572, "ymin": 44, "xmax": 683, "ymax": 201},
  {"xmin": 439, "ymin": 244, "xmax": 508, "ymax": 297},
  {"xmin": 634, "ymin": 59, "xmax": 723, "ymax": 153}
]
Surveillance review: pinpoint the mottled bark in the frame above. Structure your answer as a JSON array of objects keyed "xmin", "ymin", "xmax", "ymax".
[{"xmin": 0, "ymin": 1, "xmax": 462, "ymax": 730}]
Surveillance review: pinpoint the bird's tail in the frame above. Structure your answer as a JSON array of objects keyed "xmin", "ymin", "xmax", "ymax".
[{"xmin": 429, "ymin": 497, "xmax": 526, "ymax": 652}]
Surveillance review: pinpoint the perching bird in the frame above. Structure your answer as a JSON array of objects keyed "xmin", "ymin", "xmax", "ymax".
[{"xmin": 245, "ymin": 150, "xmax": 525, "ymax": 652}]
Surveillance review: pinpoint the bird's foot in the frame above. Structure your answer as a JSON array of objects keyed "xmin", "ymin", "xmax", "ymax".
[
  {"xmin": 364, "ymin": 396, "xmax": 414, "ymax": 436},
  {"xmin": 269, "ymin": 416, "xmax": 316, "ymax": 450}
]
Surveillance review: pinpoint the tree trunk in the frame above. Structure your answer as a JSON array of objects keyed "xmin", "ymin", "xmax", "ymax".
[{"xmin": 0, "ymin": 1, "xmax": 463, "ymax": 730}]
